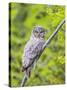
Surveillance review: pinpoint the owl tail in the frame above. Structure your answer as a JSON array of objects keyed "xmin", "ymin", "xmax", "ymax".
[{"xmin": 22, "ymin": 59, "xmax": 35, "ymax": 72}]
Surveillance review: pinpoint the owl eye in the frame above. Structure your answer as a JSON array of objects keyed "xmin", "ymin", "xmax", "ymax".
[
  {"xmin": 40, "ymin": 31, "xmax": 44, "ymax": 33},
  {"xmin": 35, "ymin": 31, "xmax": 38, "ymax": 33}
]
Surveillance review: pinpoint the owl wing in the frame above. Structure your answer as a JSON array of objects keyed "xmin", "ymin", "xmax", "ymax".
[{"xmin": 22, "ymin": 40, "xmax": 45, "ymax": 70}]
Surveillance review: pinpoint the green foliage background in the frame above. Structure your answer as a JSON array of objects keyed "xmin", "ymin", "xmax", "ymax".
[{"xmin": 9, "ymin": 3, "xmax": 65, "ymax": 87}]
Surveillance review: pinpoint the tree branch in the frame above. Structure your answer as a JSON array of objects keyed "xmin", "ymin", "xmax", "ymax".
[
  {"xmin": 21, "ymin": 19, "xmax": 65, "ymax": 86},
  {"xmin": 21, "ymin": 75, "xmax": 28, "ymax": 87}
]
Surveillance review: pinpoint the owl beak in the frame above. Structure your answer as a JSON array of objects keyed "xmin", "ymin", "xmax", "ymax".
[{"xmin": 38, "ymin": 34, "xmax": 40, "ymax": 38}]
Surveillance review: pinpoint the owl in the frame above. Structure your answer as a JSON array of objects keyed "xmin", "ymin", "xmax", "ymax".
[{"xmin": 21, "ymin": 26, "xmax": 46, "ymax": 86}]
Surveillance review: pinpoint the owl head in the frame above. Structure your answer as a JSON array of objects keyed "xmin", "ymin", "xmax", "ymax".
[{"xmin": 32, "ymin": 25, "xmax": 46, "ymax": 38}]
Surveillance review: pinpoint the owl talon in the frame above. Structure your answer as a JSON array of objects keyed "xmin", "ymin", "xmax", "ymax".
[{"xmin": 21, "ymin": 66, "xmax": 27, "ymax": 72}]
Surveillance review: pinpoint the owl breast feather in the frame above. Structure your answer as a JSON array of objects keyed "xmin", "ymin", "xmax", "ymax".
[{"xmin": 24, "ymin": 40, "xmax": 45, "ymax": 59}]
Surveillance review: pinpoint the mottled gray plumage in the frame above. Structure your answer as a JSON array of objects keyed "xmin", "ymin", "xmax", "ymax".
[
  {"xmin": 22, "ymin": 25, "xmax": 46, "ymax": 75},
  {"xmin": 21, "ymin": 26, "xmax": 45, "ymax": 86}
]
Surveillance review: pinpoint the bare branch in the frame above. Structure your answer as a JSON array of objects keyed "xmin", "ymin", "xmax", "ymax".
[
  {"xmin": 21, "ymin": 75, "xmax": 28, "ymax": 87},
  {"xmin": 21, "ymin": 19, "xmax": 65, "ymax": 87}
]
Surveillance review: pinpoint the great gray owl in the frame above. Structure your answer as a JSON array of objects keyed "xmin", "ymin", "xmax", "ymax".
[{"xmin": 21, "ymin": 26, "xmax": 46, "ymax": 86}]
